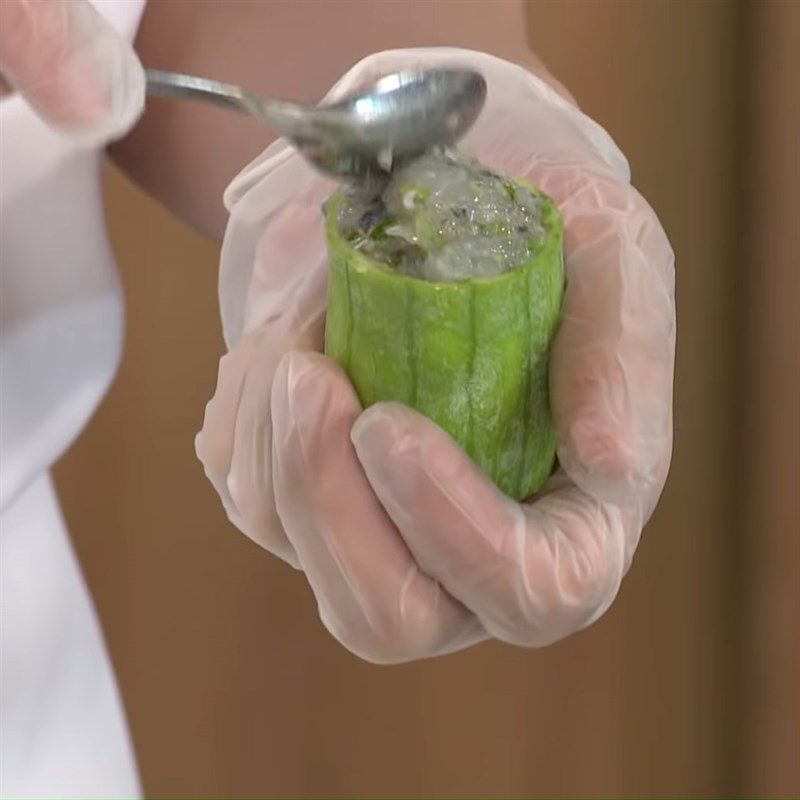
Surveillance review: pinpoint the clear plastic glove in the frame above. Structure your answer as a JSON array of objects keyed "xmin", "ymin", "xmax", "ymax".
[
  {"xmin": 196, "ymin": 49, "xmax": 675, "ymax": 663},
  {"xmin": 0, "ymin": 0, "xmax": 144, "ymax": 144}
]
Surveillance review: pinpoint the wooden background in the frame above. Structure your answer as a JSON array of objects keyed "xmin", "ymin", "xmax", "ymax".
[{"xmin": 54, "ymin": 1, "xmax": 799, "ymax": 796}]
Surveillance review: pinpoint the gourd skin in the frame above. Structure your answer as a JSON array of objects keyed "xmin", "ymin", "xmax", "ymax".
[{"xmin": 324, "ymin": 184, "xmax": 564, "ymax": 501}]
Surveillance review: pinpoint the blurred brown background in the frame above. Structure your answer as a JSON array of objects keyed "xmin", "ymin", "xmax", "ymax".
[{"xmin": 53, "ymin": 1, "xmax": 799, "ymax": 797}]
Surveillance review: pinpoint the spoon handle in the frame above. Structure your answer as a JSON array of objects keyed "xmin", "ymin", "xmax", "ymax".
[
  {"xmin": 144, "ymin": 68, "xmax": 309, "ymax": 133},
  {"xmin": 144, "ymin": 69, "xmax": 256, "ymax": 114}
]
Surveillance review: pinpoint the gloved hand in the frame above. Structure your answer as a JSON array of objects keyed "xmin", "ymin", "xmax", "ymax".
[
  {"xmin": 196, "ymin": 49, "xmax": 675, "ymax": 663},
  {"xmin": 0, "ymin": 0, "xmax": 144, "ymax": 143}
]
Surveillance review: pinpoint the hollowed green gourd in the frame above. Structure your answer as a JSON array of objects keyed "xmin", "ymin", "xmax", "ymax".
[{"xmin": 324, "ymin": 180, "xmax": 564, "ymax": 500}]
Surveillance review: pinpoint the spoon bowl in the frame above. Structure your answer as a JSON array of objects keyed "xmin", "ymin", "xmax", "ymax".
[{"xmin": 145, "ymin": 67, "xmax": 487, "ymax": 183}]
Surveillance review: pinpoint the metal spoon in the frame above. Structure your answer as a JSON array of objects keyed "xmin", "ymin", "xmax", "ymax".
[{"xmin": 145, "ymin": 68, "xmax": 487, "ymax": 184}]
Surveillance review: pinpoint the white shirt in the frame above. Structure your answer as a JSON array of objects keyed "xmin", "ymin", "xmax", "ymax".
[{"xmin": 1, "ymin": 1, "xmax": 147, "ymax": 795}]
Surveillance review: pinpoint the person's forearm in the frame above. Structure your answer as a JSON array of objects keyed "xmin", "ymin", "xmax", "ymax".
[{"xmin": 109, "ymin": 0, "xmax": 558, "ymax": 241}]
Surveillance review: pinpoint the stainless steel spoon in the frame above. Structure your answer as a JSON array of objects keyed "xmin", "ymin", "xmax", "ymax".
[{"xmin": 145, "ymin": 68, "xmax": 487, "ymax": 184}]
